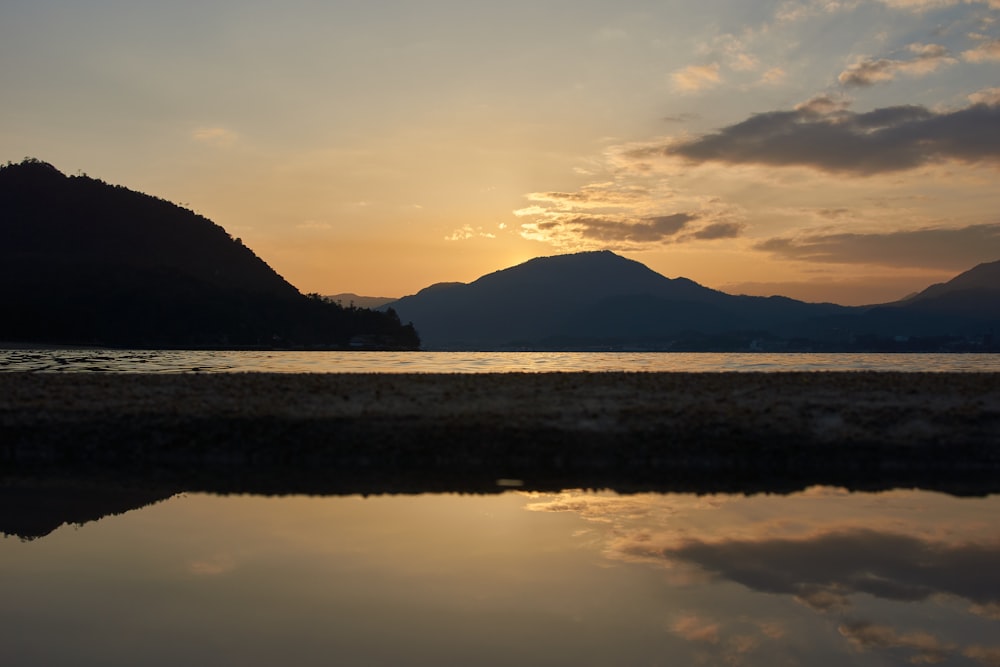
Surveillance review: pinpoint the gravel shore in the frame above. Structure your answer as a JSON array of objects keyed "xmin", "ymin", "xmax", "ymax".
[{"xmin": 2, "ymin": 371, "xmax": 999, "ymax": 494}]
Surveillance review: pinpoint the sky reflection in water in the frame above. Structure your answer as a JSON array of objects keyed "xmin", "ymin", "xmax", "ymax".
[
  {"xmin": 4, "ymin": 349, "xmax": 1000, "ymax": 373},
  {"xmin": 1, "ymin": 488, "xmax": 999, "ymax": 666}
]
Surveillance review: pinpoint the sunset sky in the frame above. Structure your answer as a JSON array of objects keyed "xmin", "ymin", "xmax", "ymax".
[{"xmin": 2, "ymin": 0, "xmax": 999, "ymax": 304}]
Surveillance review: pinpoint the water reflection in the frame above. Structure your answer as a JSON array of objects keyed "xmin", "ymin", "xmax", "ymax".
[
  {"xmin": 4, "ymin": 348, "xmax": 1000, "ymax": 373},
  {"xmin": 529, "ymin": 488, "xmax": 1000, "ymax": 665},
  {"xmin": 1, "ymin": 488, "xmax": 998, "ymax": 666}
]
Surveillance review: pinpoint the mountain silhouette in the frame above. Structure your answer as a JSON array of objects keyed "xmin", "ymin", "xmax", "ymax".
[
  {"xmin": 0, "ymin": 158, "xmax": 418, "ymax": 349},
  {"xmin": 387, "ymin": 251, "xmax": 999, "ymax": 350},
  {"xmin": 836, "ymin": 260, "xmax": 1000, "ymax": 341},
  {"xmin": 0, "ymin": 483, "xmax": 176, "ymax": 540},
  {"xmin": 387, "ymin": 250, "xmax": 853, "ymax": 349},
  {"xmin": 899, "ymin": 259, "xmax": 1000, "ymax": 319}
]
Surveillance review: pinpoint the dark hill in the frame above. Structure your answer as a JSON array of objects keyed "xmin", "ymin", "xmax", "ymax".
[
  {"xmin": 0, "ymin": 158, "xmax": 418, "ymax": 349},
  {"xmin": 388, "ymin": 251, "xmax": 1000, "ymax": 351},
  {"xmin": 387, "ymin": 250, "xmax": 853, "ymax": 349},
  {"xmin": 912, "ymin": 260, "xmax": 1000, "ymax": 301},
  {"xmin": 892, "ymin": 260, "xmax": 1000, "ymax": 320},
  {"xmin": 839, "ymin": 260, "xmax": 1000, "ymax": 341}
]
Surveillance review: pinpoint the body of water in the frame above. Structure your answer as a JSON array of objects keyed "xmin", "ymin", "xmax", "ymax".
[
  {"xmin": 2, "ymin": 487, "xmax": 999, "ymax": 666},
  {"xmin": 3, "ymin": 348, "xmax": 1000, "ymax": 373}
]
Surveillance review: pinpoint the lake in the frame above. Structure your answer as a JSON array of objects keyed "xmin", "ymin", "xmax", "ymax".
[
  {"xmin": 3, "ymin": 349, "xmax": 998, "ymax": 665},
  {"xmin": 3, "ymin": 348, "xmax": 1000, "ymax": 373},
  {"xmin": 3, "ymin": 487, "xmax": 999, "ymax": 666}
]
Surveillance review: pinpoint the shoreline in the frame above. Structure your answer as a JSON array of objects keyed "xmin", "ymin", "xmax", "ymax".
[{"xmin": 3, "ymin": 371, "xmax": 999, "ymax": 495}]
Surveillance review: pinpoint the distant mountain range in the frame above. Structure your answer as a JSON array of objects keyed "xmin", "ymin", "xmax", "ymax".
[
  {"xmin": 325, "ymin": 293, "xmax": 398, "ymax": 310},
  {"xmin": 386, "ymin": 251, "xmax": 1000, "ymax": 351},
  {"xmin": 0, "ymin": 159, "xmax": 419, "ymax": 349},
  {"xmin": 5, "ymin": 158, "xmax": 996, "ymax": 352}
]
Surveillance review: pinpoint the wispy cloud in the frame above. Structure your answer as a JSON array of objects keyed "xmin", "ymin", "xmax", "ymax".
[
  {"xmin": 524, "ymin": 183, "xmax": 652, "ymax": 209},
  {"xmin": 776, "ymin": 0, "xmax": 863, "ymax": 23},
  {"xmin": 626, "ymin": 99, "xmax": 1000, "ymax": 175},
  {"xmin": 760, "ymin": 67, "xmax": 788, "ymax": 85},
  {"xmin": 839, "ymin": 621, "xmax": 955, "ymax": 664},
  {"xmin": 445, "ymin": 224, "xmax": 496, "ymax": 241},
  {"xmin": 296, "ymin": 220, "xmax": 332, "ymax": 231},
  {"xmin": 878, "ymin": 0, "xmax": 1000, "ymax": 10},
  {"xmin": 515, "ymin": 161, "xmax": 746, "ymax": 251},
  {"xmin": 671, "ymin": 63, "xmax": 722, "ymax": 93},
  {"xmin": 670, "ymin": 614, "xmax": 721, "ymax": 643},
  {"xmin": 187, "ymin": 553, "xmax": 237, "ymax": 576},
  {"xmin": 192, "ymin": 126, "xmax": 239, "ymax": 147},
  {"xmin": 963, "ymin": 37, "xmax": 1000, "ymax": 62},
  {"xmin": 838, "ymin": 43, "xmax": 956, "ymax": 86},
  {"xmin": 964, "ymin": 645, "xmax": 1000, "ymax": 666}
]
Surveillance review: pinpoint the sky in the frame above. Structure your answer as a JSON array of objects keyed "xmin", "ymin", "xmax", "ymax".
[{"xmin": 2, "ymin": 0, "xmax": 999, "ymax": 305}]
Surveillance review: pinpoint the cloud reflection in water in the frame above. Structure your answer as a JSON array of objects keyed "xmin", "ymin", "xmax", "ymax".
[{"xmin": 526, "ymin": 487, "xmax": 1000, "ymax": 665}]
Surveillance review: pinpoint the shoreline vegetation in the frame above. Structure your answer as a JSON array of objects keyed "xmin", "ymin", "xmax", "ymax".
[{"xmin": 3, "ymin": 371, "xmax": 999, "ymax": 497}]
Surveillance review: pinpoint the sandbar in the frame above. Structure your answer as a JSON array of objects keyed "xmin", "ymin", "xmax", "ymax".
[{"xmin": 2, "ymin": 371, "xmax": 998, "ymax": 495}]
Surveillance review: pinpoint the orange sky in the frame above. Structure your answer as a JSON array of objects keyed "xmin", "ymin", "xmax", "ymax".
[{"xmin": 3, "ymin": 1, "xmax": 999, "ymax": 304}]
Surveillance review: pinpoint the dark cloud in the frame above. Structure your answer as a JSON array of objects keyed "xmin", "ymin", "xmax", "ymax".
[
  {"xmin": 629, "ymin": 101, "xmax": 1000, "ymax": 175},
  {"xmin": 838, "ymin": 43, "xmax": 955, "ymax": 87},
  {"xmin": 662, "ymin": 112, "xmax": 700, "ymax": 123},
  {"xmin": 687, "ymin": 222, "xmax": 744, "ymax": 240},
  {"xmin": 816, "ymin": 208, "xmax": 851, "ymax": 219},
  {"xmin": 574, "ymin": 212, "xmax": 697, "ymax": 243},
  {"xmin": 519, "ymin": 211, "xmax": 746, "ymax": 249},
  {"xmin": 755, "ymin": 223, "xmax": 1000, "ymax": 269}
]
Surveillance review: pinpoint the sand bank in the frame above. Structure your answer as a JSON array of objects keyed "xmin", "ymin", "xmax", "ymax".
[{"xmin": 2, "ymin": 372, "xmax": 999, "ymax": 494}]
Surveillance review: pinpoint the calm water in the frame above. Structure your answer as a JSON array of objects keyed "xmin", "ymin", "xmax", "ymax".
[
  {"xmin": 2, "ymin": 488, "xmax": 998, "ymax": 666},
  {"xmin": 3, "ymin": 348, "xmax": 1000, "ymax": 372}
]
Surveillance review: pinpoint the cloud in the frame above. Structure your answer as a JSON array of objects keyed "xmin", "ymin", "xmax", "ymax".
[
  {"xmin": 445, "ymin": 224, "xmax": 496, "ymax": 241},
  {"xmin": 525, "ymin": 493, "xmax": 661, "ymax": 523},
  {"xmin": 296, "ymin": 220, "xmax": 332, "ymax": 231},
  {"xmin": 970, "ymin": 87, "xmax": 1000, "ymax": 105},
  {"xmin": 839, "ymin": 620, "xmax": 955, "ymax": 664},
  {"xmin": 964, "ymin": 645, "xmax": 1000, "ymax": 666},
  {"xmin": 627, "ymin": 99, "xmax": 1000, "ymax": 175},
  {"xmin": 524, "ymin": 183, "xmax": 652, "ymax": 210},
  {"xmin": 878, "ymin": 0, "xmax": 1000, "ymax": 10},
  {"xmin": 671, "ymin": 63, "xmax": 722, "ymax": 93},
  {"xmin": 658, "ymin": 528, "xmax": 1000, "ymax": 615},
  {"xmin": 192, "ymin": 126, "xmax": 239, "ymax": 147},
  {"xmin": 520, "ymin": 213, "xmax": 697, "ymax": 248},
  {"xmin": 756, "ymin": 223, "xmax": 1000, "ymax": 269},
  {"xmin": 187, "ymin": 554, "xmax": 237, "ymax": 576},
  {"xmin": 838, "ymin": 43, "xmax": 956, "ymax": 87},
  {"xmin": 516, "ymin": 169, "xmax": 745, "ymax": 250},
  {"xmin": 670, "ymin": 614, "xmax": 721, "ymax": 643},
  {"xmin": 776, "ymin": 0, "xmax": 863, "ymax": 23},
  {"xmin": 963, "ymin": 38, "xmax": 1000, "ymax": 62},
  {"xmin": 795, "ymin": 93, "xmax": 853, "ymax": 115},
  {"xmin": 878, "ymin": 0, "xmax": 958, "ymax": 8},
  {"xmin": 662, "ymin": 113, "xmax": 700, "ymax": 123},
  {"xmin": 689, "ymin": 222, "xmax": 745, "ymax": 240},
  {"xmin": 760, "ymin": 67, "xmax": 788, "ymax": 85}
]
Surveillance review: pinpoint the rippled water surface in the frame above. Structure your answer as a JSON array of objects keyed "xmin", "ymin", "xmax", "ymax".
[
  {"xmin": 3, "ymin": 348, "xmax": 1000, "ymax": 372},
  {"xmin": 2, "ymin": 487, "xmax": 999, "ymax": 667}
]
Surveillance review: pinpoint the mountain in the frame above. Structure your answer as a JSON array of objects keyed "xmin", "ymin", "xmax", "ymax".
[
  {"xmin": 897, "ymin": 260, "xmax": 1000, "ymax": 319},
  {"xmin": 326, "ymin": 293, "xmax": 398, "ymax": 310},
  {"xmin": 387, "ymin": 251, "xmax": 1000, "ymax": 351},
  {"xmin": 837, "ymin": 260, "xmax": 1000, "ymax": 341},
  {"xmin": 387, "ymin": 250, "xmax": 854, "ymax": 349},
  {"xmin": 0, "ymin": 158, "xmax": 418, "ymax": 349}
]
